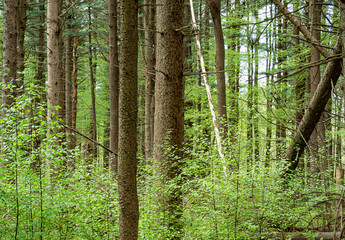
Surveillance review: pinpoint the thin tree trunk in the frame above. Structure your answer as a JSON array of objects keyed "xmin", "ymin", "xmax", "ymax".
[
  {"xmin": 109, "ymin": 0, "xmax": 119, "ymax": 173},
  {"xmin": 118, "ymin": 0, "xmax": 139, "ymax": 238},
  {"xmin": 144, "ymin": 0, "xmax": 155, "ymax": 161},
  {"xmin": 65, "ymin": 0, "xmax": 74, "ymax": 151},
  {"xmin": 16, "ymin": 0, "xmax": 26, "ymax": 97},
  {"xmin": 88, "ymin": 6, "xmax": 97, "ymax": 161},
  {"xmin": 71, "ymin": 34, "xmax": 79, "ymax": 160},
  {"xmin": 190, "ymin": 0, "xmax": 227, "ymax": 176},
  {"xmin": 309, "ymin": 0, "xmax": 325, "ymax": 173},
  {"xmin": 206, "ymin": 0, "xmax": 228, "ymax": 141}
]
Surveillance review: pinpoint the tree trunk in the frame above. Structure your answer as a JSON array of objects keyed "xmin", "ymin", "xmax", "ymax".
[
  {"xmin": 109, "ymin": 0, "xmax": 119, "ymax": 173},
  {"xmin": 284, "ymin": 40, "xmax": 342, "ymax": 177},
  {"xmin": 2, "ymin": 0, "xmax": 17, "ymax": 114},
  {"xmin": 65, "ymin": 0, "xmax": 74, "ymax": 151},
  {"xmin": 118, "ymin": 0, "xmax": 139, "ymax": 239},
  {"xmin": 309, "ymin": 0, "xmax": 325, "ymax": 173},
  {"xmin": 88, "ymin": 6, "xmax": 98, "ymax": 161},
  {"xmin": 71, "ymin": 34, "xmax": 79, "ymax": 155},
  {"xmin": 16, "ymin": 0, "xmax": 26, "ymax": 97},
  {"xmin": 154, "ymin": 0, "xmax": 184, "ymax": 237},
  {"xmin": 206, "ymin": 0, "xmax": 228, "ymax": 141},
  {"xmin": 47, "ymin": 0, "xmax": 64, "ymax": 130},
  {"xmin": 144, "ymin": 0, "xmax": 156, "ymax": 161}
]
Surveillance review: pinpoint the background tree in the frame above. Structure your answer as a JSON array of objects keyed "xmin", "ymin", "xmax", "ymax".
[{"xmin": 109, "ymin": 0, "xmax": 119, "ymax": 173}]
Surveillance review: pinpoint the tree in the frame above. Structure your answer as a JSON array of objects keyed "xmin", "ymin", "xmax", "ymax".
[
  {"xmin": 47, "ymin": 0, "xmax": 64, "ymax": 131},
  {"xmin": 154, "ymin": 0, "xmax": 184, "ymax": 237},
  {"xmin": 206, "ymin": 0, "xmax": 228, "ymax": 141},
  {"xmin": 88, "ymin": 5, "xmax": 98, "ymax": 161},
  {"xmin": 144, "ymin": 0, "xmax": 156, "ymax": 161},
  {"xmin": 16, "ymin": 0, "xmax": 27, "ymax": 95},
  {"xmin": 65, "ymin": 0, "xmax": 74, "ymax": 151},
  {"xmin": 309, "ymin": 0, "xmax": 326, "ymax": 172},
  {"xmin": 118, "ymin": 0, "xmax": 139, "ymax": 238},
  {"xmin": 2, "ymin": 0, "xmax": 17, "ymax": 114},
  {"xmin": 109, "ymin": 0, "xmax": 119, "ymax": 173}
]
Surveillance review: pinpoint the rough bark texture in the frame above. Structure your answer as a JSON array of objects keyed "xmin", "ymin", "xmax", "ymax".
[
  {"xmin": 109, "ymin": 0, "xmax": 119, "ymax": 173},
  {"xmin": 206, "ymin": 0, "xmax": 228, "ymax": 140},
  {"xmin": 2, "ymin": 0, "xmax": 17, "ymax": 113},
  {"xmin": 16, "ymin": 0, "xmax": 26, "ymax": 96},
  {"xmin": 144, "ymin": 0, "xmax": 156, "ymax": 161},
  {"xmin": 309, "ymin": 0, "xmax": 325, "ymax": 172},
  {"xmin": 154, "ymin": 0, "xmax": 184, "ymax": 238},
  {"xmin": 118, "ymin": 0, "xmax": 139, "ymax": 239},
  {"xmin": 47, "ymin": 0, "xmax": 64, "ymax": 129},
  {"xmin": 71, "ymin": 34, "xmax": 79, "ymax": 154},
  {"xmin": 88, "ymin": 6, "xmax": 97, "ymax": 161},
  {"xmin": 284, "ymin": 40, "xmax": 342, "ymax": 176},
  {"xmin": 65, "ymin": 0, "xmax": 73, "ymax": 151}
]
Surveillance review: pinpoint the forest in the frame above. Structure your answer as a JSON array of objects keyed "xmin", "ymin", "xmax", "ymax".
[{"xmin": 1, "ymin": 0, "xmax": 345, "ymax": 239}]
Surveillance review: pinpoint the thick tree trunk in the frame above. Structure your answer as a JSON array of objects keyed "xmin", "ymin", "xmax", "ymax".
[
  {"xmin": 109, "ymin": 0, "xmax": 119, "ymax": 173},
  {"xmin": 118, "ymin": 0, "xmax": 139, "ymax": 239},
  {"xmin": 144, "ymin": 0, "xmax": 156, "ymax": 161},
  {"xmin": 2, "ymin": 0, "xmax": 17, "ymax": 113},
  {"xmin": 206, "ymin": 0, "xmax": 228, "ymax": 141},
  {"xmin": 284, "ymin": 40, "xmax": 342, "ymax": 176},
  {"xmin": 154, "ymin": 0, "xmax": 184, "ymax": 237},
  {"xmin": 47, "ymin": 0, "xmax": 64, "ymax": 130}
]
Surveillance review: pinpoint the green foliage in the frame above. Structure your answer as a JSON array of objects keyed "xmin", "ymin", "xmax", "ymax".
[{"xmin": 0, "ymin": 84, "xmax": 118, "ymax": 239}]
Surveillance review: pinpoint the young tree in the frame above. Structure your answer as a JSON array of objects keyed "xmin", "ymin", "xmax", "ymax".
[
  {"xmin": 118, "ymin": 0, "xmax": 139, "ymax": 238},
  {"xmin": 154, "ymin": 0, "xmax": 184, "ymax": 237}
]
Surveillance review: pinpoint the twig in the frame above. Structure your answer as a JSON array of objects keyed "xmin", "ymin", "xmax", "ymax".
[{"xmin": 63, "ymin": 125, "xmax": 117, "ymax": 155}]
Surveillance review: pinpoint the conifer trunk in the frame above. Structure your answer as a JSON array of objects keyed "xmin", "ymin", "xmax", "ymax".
[
  {"xmin": 109, "ymin": 0, "xmax": 119, "ymax": 173},
  {"xmin": 154, "ymin": 0, "xmax": 185, "ymax": 237},
  {"xmin": 118, "ymin": 0, "xmax": 139, "ymax": 238}
]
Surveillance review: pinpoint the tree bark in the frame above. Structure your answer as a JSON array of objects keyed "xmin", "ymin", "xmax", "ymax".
[
  {"xmin": 144, "ymin": 0, "xmax": 156, "ymax": 161},
  {"xmin": 109, "ymin": 0, "xmax": 119, "ymax": 173},
  {"xmin": 16, "ymin": 0, "xmax": 26, "ymax": 97},
  {"xmin": 154, "ymin": 0, "xmax": 184, "ymax": 237},
  {"xmin": 65, "ymin": 0, "xmax": 74, "ymax": 151},
  {"xmin": 2, "ymin": 0, "xmax": 17, "ymax": 114},
  {"xmin": 118, "ymin": 0, "xmax": 139, "ymax": 239},
  {"xmin": 88, "ymin": 6, "xmax": 98, "ymax": 161},
  {"xmin": 47, "ymin": 0, "xmax": 64, "ymax": 130},
  {"xmin": 309, "ymin": 0, "xmax": 325, "ymax": 172},
  {"xmin": 71, "ymin": 34, "xmax": 79, "ymax": 155},
  {"xmin": 206, "ymin": 0, "xmax": 228, "ymax": 141}
]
